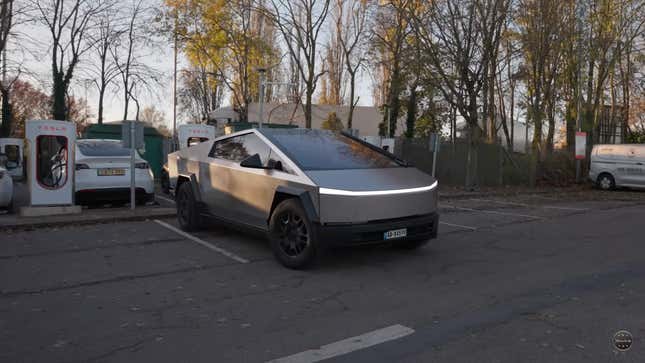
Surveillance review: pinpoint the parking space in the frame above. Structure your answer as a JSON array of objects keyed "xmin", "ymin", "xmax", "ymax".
[
  {"xmin": 1, "ymin": 190, "xmax": 645, "ymax": 362},
  {"xmin": 438, "ymin": 192, "xmax": 643, "ymax": 233}
]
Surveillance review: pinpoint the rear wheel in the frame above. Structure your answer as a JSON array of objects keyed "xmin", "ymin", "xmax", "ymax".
[
  {"xmin": 161, "ymin": 169, "xmax": 170, "ymax": 194},
  {"xmin": 269, "ymin": 199, "xmax": 320, "ymax": 269},
  {"xmin": 176, "ymin": 182, "xmax": 201, "ymax": 231},
  {"xmin": 597, "ymin": 173, "xmax": 615, "ymax": 190}
]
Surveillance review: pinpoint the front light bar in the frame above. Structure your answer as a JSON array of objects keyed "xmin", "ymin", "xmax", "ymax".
[{"xmin": 319, "ymin": 180, "xmax": 438, "ymax": 196}]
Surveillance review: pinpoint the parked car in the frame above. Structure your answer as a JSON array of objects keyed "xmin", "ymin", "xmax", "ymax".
[
  {"xmin": 590, "ymin": 144, "xmax": 645, "ymax": 190},
  {"xmin": 0, "ymin": 154, "xmax": 13, "ymax": 211},
  {"xmin": 75, "ymin": 139, "xmax": 155, "ymax": 204},
  {"xmin": 167, "ymin": 128, "xmax": 439, "ymax": 269}
]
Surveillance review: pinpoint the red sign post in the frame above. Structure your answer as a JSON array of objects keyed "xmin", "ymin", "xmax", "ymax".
[{"xmin": 575, "ymin": 131, "xmax": 587, "ymax": 160}]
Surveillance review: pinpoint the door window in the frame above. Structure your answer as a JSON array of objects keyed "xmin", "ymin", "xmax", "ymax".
[
  {"xmin": 209, "ymin": 133, "xmax": 293, "ymax": 174},
  {"xmin": 209, "ymin": 133, "xmax": 269, "ymax": 163}
]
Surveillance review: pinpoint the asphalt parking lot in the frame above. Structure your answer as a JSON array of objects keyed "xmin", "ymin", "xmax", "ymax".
[{"xmin": 1, "ymin": 190, "xmax": 645, "ymax": 362}]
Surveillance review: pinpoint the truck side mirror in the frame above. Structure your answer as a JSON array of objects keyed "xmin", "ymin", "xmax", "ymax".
[
  {"xmin": 0, "ymin": 153, "xmax": 7, "ymax": 168},
  {"xmin": 240, "ymin": 153, "xmax": 264, "ymax": 169}
]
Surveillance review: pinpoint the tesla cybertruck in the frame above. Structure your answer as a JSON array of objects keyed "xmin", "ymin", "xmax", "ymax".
[{"xmin": 167, "ymin": 128, "xmax": 439, "ymax": 268}]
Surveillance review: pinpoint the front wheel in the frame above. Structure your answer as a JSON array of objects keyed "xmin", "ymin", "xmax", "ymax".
[
  {"xmin": 597, "ymin": 173, "xmax": 615, "ymax": 191},
  {"xmin": 269, "ymin": 199, "xmax": 320, "ymax": 269}
]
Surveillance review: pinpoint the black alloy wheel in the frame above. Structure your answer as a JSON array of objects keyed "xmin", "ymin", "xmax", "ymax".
[{"xmin": 269, "ymin": 199, "xmax": 319, "ymax": 269}]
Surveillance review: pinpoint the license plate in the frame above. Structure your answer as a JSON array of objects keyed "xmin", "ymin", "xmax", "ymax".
[
  {"xmin": 384, "ymin": 228, "xmax": 407, "ymax": 240},
  {"xmin": 97, "ymin": 168, "xmax": 126, "ymax": 176}
]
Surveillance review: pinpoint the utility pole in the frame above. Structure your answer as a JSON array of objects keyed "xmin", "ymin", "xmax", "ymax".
[
  {"xmin": 172, "ymin": 9, "xmax": 178, "ymax": 149},
  {"xmin": 258, "ymin": 68, "xmax": 266, "ymax": 129},
  {"xmin": 575, "ymin": 0, "xmax": 585, "ymax": 183}
]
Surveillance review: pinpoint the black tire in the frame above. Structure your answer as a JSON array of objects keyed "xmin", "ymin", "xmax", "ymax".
[
  {"xmin": 161, "ymin": 170, "xmax": 170, "ymax": 194},
  {"xmin": 176, "ymin": 182, "xmax": 201, "ymax": 231},
  {"xmin": 597, "ymin": 173, "xmax": 615, "ymax": 191},
  {"xmin": 269, "ymin": 199, "xmax": 320, "ymax": 269},
  {"xmin": 396, "ymin": 238, "xmax": 431, "ymax": 250}
]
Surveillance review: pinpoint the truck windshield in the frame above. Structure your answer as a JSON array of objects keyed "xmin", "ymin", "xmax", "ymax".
[
  {"xmin": 265, "ymin": 129, "xmax": 401, "ymax": 170},
  {"xmin": 77, "ymin": 140, "xmax": 131, "ymax": 157}
]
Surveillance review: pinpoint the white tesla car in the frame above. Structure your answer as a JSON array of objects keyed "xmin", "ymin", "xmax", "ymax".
[{"xmin": 75, "ymin": 139, "xmax": 155, "ymax": 205}]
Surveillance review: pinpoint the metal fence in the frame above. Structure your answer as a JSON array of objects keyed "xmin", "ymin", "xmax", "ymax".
[{"xmin": 394, "ymin": 137, "xmax": 533, "ymax": 186}]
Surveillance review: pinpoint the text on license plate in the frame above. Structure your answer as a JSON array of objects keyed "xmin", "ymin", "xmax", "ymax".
[
  {"xmin": 98, "ymin": 168, "xmax": 126, "ymax": 176},
  {"xmin": 384, "ymin": 228, "xmax": 407, "ymax": 240}
]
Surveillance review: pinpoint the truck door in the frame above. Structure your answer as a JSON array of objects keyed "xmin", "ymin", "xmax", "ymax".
[{"xmin": 204, "ymin": 133, "xmax": 281, "ymax": 229}]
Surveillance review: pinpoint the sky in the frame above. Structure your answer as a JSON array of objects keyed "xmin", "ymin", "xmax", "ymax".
[{"xmin": 11, "ymin": 0, "xmax": 375, "ymax": 132}]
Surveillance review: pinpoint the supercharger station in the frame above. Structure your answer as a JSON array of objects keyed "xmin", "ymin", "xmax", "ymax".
[
  {"xmin": 21, "ymin": 120, "xmax": 80, "ymax": 215},
  {"xmin": 177, "ymin": 124, "xmax": 216, "ymax": 150}
]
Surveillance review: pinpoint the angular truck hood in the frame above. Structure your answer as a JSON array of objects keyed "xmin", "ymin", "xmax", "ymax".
[
  {"xmin": 305, "ymin": 167, "xmax": 436, "ymax": 192},
  {"xmin": 308, "ymin": 168, "xmax": 438, "ymax": 223}
]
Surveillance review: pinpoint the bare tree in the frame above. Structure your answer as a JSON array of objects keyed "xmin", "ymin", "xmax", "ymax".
[
  {"xmin": 111, "ymin": 0, "xmax": 160, "ymax": 121},
  {"xmin": 372, "ymin": 0, "xmax": 413, "ymax": 137},
  {"xmin": 179, "ymin": 65, "xmax": 224, "ymax": 123},
  {"xmin": 339, "ymin": 0, "xmax": 371, "ymax": 129},
  {"xmin": 518, "ymin": 0, "xmax": 567, "ymax": 185},
  {"xmin": 85, "ymin": 1, "xmax": 121, "ymax": 124},
  {"xmin": 319, "ymin": 0, "xmax": 345, "ymax": 106},
  {"xmin": 33, "ymin": 0, "xmax": 104, "ymax": 120},
  {"xmin": 265, "ymin": 0, "xmax": 331, "ymax": 128},
  {"xmin": 0, "ymin": 0, "xmax": 15, "ymax": 136},
  {"xmin": 410, "ymin": 0, "xmax": 511, "ymax": 189}
]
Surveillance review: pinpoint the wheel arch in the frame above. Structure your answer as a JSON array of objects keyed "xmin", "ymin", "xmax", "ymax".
[
  {"xmin": 268, "ymin": 186, "xmax": 319, "ymax": 226},
  {"xmin": 175, "ymin": 174, "xmax": 203, "ymax": 202}
]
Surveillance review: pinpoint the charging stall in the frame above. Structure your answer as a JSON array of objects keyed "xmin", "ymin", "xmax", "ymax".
[
  {"xmin": 25, "ymin": 120, "xmax": 76, "ymax": 206},
  {"xmin": 0, "ymin": 138, "xmax": 24, "ymax": 179},
  {"xmin": 177, "ymin": 124, "xmax": 216, "ymax": 150}
]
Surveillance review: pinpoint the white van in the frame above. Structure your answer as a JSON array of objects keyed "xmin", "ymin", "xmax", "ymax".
[{"xmin": 589, "ymin": 144, "xmax": 645, "ymax": 190}]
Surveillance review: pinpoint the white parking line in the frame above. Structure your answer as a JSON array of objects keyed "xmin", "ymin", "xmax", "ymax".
[
  {"xmin": 154, "ymin": 220, "xmax": 249, "ymax": 264},
  {"xmin": 155, "ymin": 194, "xmax": 175, "ymax": 204},
  {"xmin": 469, "ymin": 198, "xmax": 588, "ymax": 211},
  {"xmin": 440, "ymin": 204, "xmax": 543, "ymax": 220},
  {"xmin": 439, "ymin": 221, "xmax": 478, "ymax": 231},
  {"xmin": 266, "ymin": 324, "xmax": 415, "ymax": 363}
]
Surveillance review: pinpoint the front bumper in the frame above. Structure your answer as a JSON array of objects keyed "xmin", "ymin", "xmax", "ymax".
[
  {"xmin": 315, "ymin": 213, "xmax": 439, "ymax": 246},
  {"xmin": 75, "ymin": 188, "xmax": 154, "ymax": 204}
]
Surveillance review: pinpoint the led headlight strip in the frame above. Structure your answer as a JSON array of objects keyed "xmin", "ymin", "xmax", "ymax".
[{"xmin": 319, "ymin": 180, "xmax": 438, "ymax": 196}]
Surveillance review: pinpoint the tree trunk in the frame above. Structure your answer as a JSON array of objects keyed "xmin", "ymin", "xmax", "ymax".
[
  {"xmin": 546, "ymin": 99, "xmax": 555, "ymax": 153},
  {"xmin": 98, "ymin": 86, "xmax": 106, "ymax": 124},
  {"xmin": 405, "ymin": 84, "xmax": 417, "ymax": 138},
  {"xmin": 52, "ymin": 73, "xmax": 67, "ymax": 120},
  {"xmin": 347, "ymin": 72, "xmax": 356, "ymax": 130},
  {"xmin": 529, "ymin": 93, "xmax": 543, "ymax": 188},
  {"xmin": 488, "ymin": 66, "xmax": 496, "ymax": 143},
  {"xmin": 305, "ymin": 87, "xmax": 312, "ymax": 128},
  {"xmin": 0, "ymin": 87, "xmax": 11, "ymax": 137},
  {"xmin": 465, "ymin": 97, "xmax": 479, "ymax": 190}
]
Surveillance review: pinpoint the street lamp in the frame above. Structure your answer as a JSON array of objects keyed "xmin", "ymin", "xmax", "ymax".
[{"xmin": 257, "ymin": 67, "xmax": 267, "ymax": 129}]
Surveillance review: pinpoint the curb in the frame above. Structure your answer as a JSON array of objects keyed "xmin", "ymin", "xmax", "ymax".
[{"xmin": 0, "ymin": 211, "xmax": 177, "ymax": 232}]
